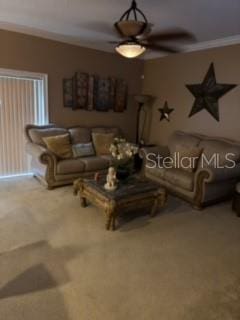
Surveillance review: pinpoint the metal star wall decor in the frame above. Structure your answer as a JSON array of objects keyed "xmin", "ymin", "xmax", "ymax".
[
  {"xmin": 158, "ymin": 101, "xmax": 174, "ymax": 122},
  {"xmin": 186, "ymin": 63, "xmax": 237, "ymax": 122}
]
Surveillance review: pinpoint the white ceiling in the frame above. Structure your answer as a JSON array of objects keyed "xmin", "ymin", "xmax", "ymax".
[{"xmin": 0, "ymin": 0, "xmax": 240, "ymax": 59}]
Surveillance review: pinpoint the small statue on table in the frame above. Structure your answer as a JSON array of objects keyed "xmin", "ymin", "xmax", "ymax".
[{"xmin": 104, "ymin": 167, "xmax": 118, "ymax": 191}]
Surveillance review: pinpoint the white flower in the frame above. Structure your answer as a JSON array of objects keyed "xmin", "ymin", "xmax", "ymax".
[{"xmin": 111, "ymin": 139, "xmax": 137, "ymax": 161}]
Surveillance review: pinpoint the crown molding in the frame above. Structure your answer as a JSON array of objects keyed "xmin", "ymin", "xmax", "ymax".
[
  {"xmin": 185, "ymin": 34, "xmax": 240, "ymax": 52},
  {"xmin": 143, "ymin": 34, "xmax": 240, "ymax": 60}
]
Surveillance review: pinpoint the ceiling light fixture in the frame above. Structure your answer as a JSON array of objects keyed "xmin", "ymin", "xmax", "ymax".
[
  {"xmin": 115, "ymin": 41, "xmax": 146, "ymax": 59},
  {"xmin": 115, "ymin": 0, "xmax": 148, "ymax": 38},
  {"xmin": 111, "ymin": 0, "xmax": 194, "ymax": 58}
]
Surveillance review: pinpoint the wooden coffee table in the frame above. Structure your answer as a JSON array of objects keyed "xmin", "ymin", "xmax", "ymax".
[{"xmin": 73, "ymin": 176, "xmax": 167, "ymax": 231}]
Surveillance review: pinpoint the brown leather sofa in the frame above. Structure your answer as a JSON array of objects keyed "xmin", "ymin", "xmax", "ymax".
[
  {"xmin": 140, "ymin": 131, "xmax": 240, "ymax": 209},
  {"xmin": 25, "ymin": 124, "xmax": 120, "ymax": 189}
]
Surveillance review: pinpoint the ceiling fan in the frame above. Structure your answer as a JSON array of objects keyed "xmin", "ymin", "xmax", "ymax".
[{"xmin": 110, "ymin": 0, "xmax": 195, "ymax": 58}]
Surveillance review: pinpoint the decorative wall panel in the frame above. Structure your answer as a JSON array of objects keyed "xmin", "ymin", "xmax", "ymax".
[
  {"xmin": 74, "ymin": 72, "xmax": 89, "ymax": 109},
  {"xmin": 63, "ymin": 78, "xmax": 74, "ymax": 108},
  {"xmin": 63, "ymin": 72, "xmax": 128, "ymax": 112},
  {"xmin": 115, "ymin": 79, "xmax": 128, "ymax": 112}
]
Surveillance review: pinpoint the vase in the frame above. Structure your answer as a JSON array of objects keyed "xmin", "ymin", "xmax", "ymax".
[{"xmin": 116, "ymin": 167, "xmax": 130, "ymax": 180}]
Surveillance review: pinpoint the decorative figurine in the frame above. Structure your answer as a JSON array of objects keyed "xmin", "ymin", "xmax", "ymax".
[
  {"xmin": 104, "ymin": 167, "xmax": 118, "ymax": 191},
  {"xmin": 94, "ymin": 172, "xmax": 100, "ymax": 183}
]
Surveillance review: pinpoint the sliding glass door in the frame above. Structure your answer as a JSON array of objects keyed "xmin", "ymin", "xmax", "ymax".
[{"xmin": 0, "ymin": 70, "xmax": 48, "ymax": 178}]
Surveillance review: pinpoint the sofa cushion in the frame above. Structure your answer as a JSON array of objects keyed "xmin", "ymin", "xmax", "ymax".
[
  {"xmin": 100, "ymin": 155, "xmax": 114, "ymax": 165},
  {"xmin": 43, "ymin": 134, "xmax": 73, "ymax": 159},
  {"xmin": 92, "ymin": 132, "xmax": 115, "ymax": 156},
  {"xmin": 169, "ymin": 131, "xmax": 201, "ymax": 157},
  {"xmin": 57, "ymin": 159, "xmax": 85, "ymax": 174},
  {"xmin": 199, "ymin": 139, "xmax": 240, "ymax": 168},
  {"xmin": 29, "ymin": 128, "xmax": 67, "ymax": 146},
  {"xmin": 80, "ymin": 156, "xmax": 110, "ymax": 171},
  {"xmin": 174, "ymin": 145, "xmax": 203, "ymax": 172},
  {"xmin": 68, "ymin": 127, "xmax": 91, "ymax": 144},
  {"xmin": 164, "ymin": 168, "xmax": 194, "ymax": 191}
]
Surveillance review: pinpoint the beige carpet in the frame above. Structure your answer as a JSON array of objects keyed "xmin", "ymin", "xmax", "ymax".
[{"xmin": 0, "ymin": 176, "xmax": 240, "ymax": 320}]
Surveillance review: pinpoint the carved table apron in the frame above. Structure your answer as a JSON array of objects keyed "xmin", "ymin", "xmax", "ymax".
[{"xmin": 74, "ymin": 177, "xmax": 167, "ymax": 231}]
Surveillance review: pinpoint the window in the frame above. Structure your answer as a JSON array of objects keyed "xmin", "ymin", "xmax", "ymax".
[{"xmin": 0, "ymin": 69, "xmax": 48, "ymax": 178}]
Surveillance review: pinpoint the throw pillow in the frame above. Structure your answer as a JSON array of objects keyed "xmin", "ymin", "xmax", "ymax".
[
  {"xmin": 43, "ymin": 134, "xmax": 73, "ymax": 159},
  {"xmin": 29, "ymin": 128, "xmax": 67, "ymax": 146},
  {"xmin": 92, "ymin": 132, "xmax": 115, "ymax": 156},
  {"xmin": 174, "ymin": 145, "xmax": 203, "ymax": 172},
  {"xmin": 72, "ymin": 142, "xmax": 95, "ymax": 158}
]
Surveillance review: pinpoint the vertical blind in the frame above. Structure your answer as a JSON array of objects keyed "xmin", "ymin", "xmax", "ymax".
[{"xmin": 0, "ymin": 75, "xmax": 48, "ymax": 177}]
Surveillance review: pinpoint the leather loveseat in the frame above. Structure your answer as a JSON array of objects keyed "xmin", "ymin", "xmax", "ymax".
[{"xmin": 140, "ymin": 131, "xmax": 240, "ymax": 209}]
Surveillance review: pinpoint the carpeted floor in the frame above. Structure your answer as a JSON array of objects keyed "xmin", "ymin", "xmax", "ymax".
[{"xmin": 0, "ymin": 176, "xmax": 240, "ymax": 320}]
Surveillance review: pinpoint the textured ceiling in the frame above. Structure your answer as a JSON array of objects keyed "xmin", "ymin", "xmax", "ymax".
[{"xmin": 0, "ymin": 0, "xmax": 240, "ymax": 58}]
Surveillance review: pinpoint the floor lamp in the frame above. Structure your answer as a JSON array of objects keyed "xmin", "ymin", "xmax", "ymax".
[{"xmin": 134, "ymin": 95, "xmax": 152, "ymax": 145}]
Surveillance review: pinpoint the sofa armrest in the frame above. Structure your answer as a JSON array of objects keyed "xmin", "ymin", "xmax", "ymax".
[
  {"xmin": 139, "ymin": 145, "xmax": 170, "ymax": 160},
  {"xmin": 26, "ymin": 142, "xmax": 58, "ymax": 166},
  {"xmin": 192, "ymin": 169, "xmax": 212, "ymax": 208},
  {"xmin": 26, "ymin": 142, "xmax": 47, "ymax": 158},
  {"xmin": 192, "ymin": 165, "xmax": 240, "ymax": 208},
  {"xmin": 199, "ymin": 163, "xmax": 240, "ymax": 183},
  {"xmin": 194, "ymin": 168, "xmax": 212, "ymax": 185}
]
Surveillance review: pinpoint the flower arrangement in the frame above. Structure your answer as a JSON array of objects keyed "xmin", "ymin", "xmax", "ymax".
[{"xmin": 109, "ymin": 138, "xmax": 138, "ymax": 179}]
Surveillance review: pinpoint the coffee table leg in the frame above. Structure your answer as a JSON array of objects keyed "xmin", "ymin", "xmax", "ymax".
[
  {"xmin": 162, "ymin": 192, "xmax": 168, "ymax": 206},
  {"xmin": 80, "ymin": 196, "xmax": 87, "ymax": 208},
  {"xmin": 106, "ymin": 211, "xmax": 117, "ymax": 231},
  {"xmin": 150, "ymin": 198, "xmax": 159, "ymax": 217},
  {"xmin": 110, "ymin": 213, "xmax": 116, "ymax": 231},
  {"xmin": 105, "ymin": 209, "xmax": 113, "ymax": 230},
  {"xmin": 150, "ymin": 192, "xmax": 167, "ymax": 217},
  {"xmin": 105, "ymin": 201, "xmax": 116, "ymax": 231}
]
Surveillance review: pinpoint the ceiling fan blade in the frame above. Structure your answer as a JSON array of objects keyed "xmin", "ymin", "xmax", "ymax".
[
  {"xmin": 145, "ymin": 43, "xmax": 180, "ymax": 53},
  {"xmin": 146, "ymin": 29, "xmax": 195, "ymax": 42},
  {"xmin": 136, "ymin": 23, "xmax": 153, "ymax": 39},
  {"xmin": 113, "ymin": 27, "xmax": 125, "ymax": 39}
]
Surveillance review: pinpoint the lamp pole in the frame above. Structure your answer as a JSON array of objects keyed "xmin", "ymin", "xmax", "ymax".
[
  {"xmin": 134, "ymin": 95, "xmax": 152, "ymax": 145},
  {"xmin": 136, "ymin": 102, "xmax": 144, "ymax": 144}
]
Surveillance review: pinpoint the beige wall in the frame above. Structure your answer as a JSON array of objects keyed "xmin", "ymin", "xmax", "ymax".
[
  {"xmin": 143, "ymin": 44, "xmax": 240, "ymax": 145},
  {"xmin": 3, "ymin": 29, "xmax": 240, "ymax": 145},
  {"xmin": 0, "ymin": 29, "xmax": 144, "ymax": 140}
]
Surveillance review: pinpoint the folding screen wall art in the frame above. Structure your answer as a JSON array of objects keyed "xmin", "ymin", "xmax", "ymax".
[{"xmin": 63, "ymin": 72, "xmax": 128, "ymax": 112}]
